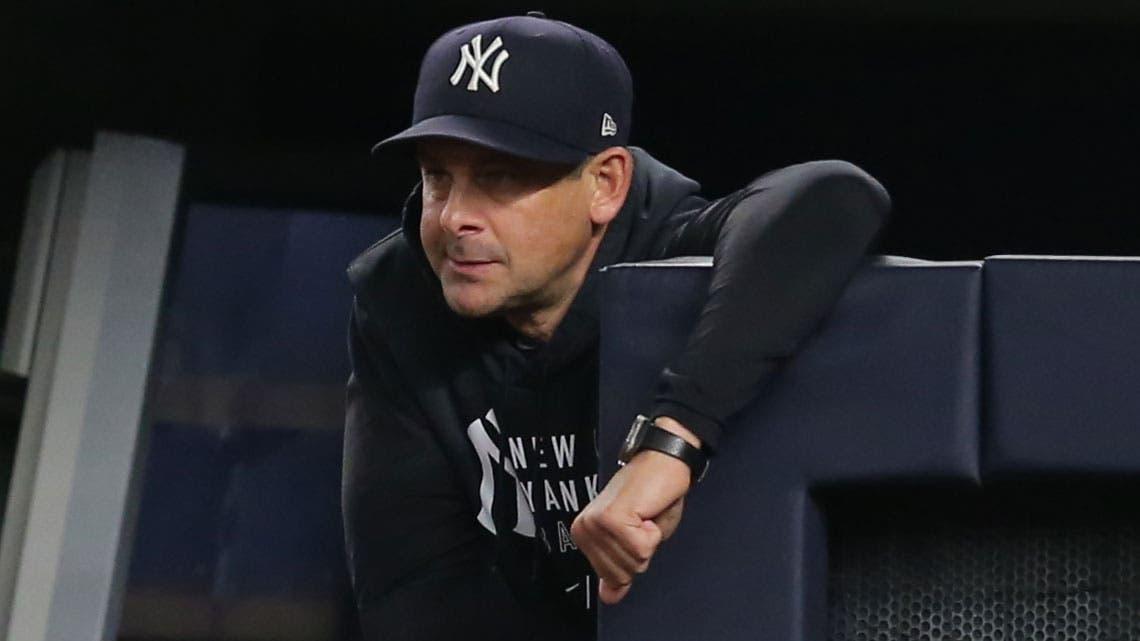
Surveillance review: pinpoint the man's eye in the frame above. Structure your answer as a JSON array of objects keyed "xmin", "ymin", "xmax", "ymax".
[
  {"xmin": 421, "ymin": 170, "xmax": 448, "ymax": 185},
  {"xmin": 421, "ymin": 172, "xmax": 449, "ymax": 200}
]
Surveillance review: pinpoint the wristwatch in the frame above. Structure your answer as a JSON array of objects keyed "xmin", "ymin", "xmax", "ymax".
[{"xmin": 618, "ymin": 415, "xmax": 709, "ymax": 483}]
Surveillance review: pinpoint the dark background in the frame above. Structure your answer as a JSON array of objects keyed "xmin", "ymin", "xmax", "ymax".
[{"xmin": 4, "ymin": 0, "xmax": 1140, "ymax": 330}]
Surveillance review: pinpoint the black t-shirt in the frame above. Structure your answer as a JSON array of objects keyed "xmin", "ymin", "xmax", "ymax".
[{"xmin": 485, "ymin": 333, "xmax": 602, "ymax": 635}]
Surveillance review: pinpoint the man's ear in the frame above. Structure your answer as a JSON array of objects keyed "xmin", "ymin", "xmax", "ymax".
[{"xmin": 586, "ymin": 147, "xmax": 634, "ymax": 227}]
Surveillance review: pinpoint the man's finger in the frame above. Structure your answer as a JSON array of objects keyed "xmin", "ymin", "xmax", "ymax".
[
  {"xmin": 579, "ymin": 536, "xmax": 636, "ymax": 588},
  {"xmin": 600, "ymin": 527, "xmax": 653, "ymax": 576},
  {"xmin": 593, "ymin": 555, "xmax": 633, "ymax": 589},
  {"xmin": 573, "ymin": 515, "xmax": 630, "ymax": 580},
  {"xmin": 596, "ymin": 507, "xmax": 662, "ymax": 561},
  {"xmin": 599, "ymin": 577, "xmax": 632, "ymax": 605},
  {"xmin": 637, "ymin": 518, "xmax": 664, "ymax": 556}
]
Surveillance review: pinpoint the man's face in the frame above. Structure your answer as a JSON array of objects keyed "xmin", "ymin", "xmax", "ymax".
[{"xmin": 417, "ymin": 138, "xmax": 597, "ymax": 320}]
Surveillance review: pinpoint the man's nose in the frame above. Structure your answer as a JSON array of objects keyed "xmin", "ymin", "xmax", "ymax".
[{"xmin": 438, "ymin": 182, "xmax": 485, "ymax": 236}]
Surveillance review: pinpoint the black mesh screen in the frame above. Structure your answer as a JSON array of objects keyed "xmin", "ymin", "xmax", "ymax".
[{"xmin": 825, "ymin": 484, "xmax": 1140, "ymax": 641}]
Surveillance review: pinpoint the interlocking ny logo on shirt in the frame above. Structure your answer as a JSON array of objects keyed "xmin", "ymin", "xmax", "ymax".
[{"xmin": 450, "ymin": 34, "xmax": 510, "ymax": 93}]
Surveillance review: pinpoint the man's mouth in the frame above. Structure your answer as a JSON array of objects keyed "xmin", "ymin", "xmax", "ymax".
[{"xmin": 445, "ymin": 256, "xmax": 497, "ymax": 274}]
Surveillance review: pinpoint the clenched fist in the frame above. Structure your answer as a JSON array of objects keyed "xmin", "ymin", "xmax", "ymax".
[{"xmin": 570, "ymin": 416, "xmax": 700, "ymax": 604}]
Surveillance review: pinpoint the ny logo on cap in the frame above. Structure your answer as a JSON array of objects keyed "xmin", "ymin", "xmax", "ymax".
[{"xmin": 449, "ymin": 34, "xmax": 510, "ymax": 93}]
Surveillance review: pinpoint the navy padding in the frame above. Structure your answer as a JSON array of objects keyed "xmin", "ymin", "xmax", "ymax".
[
  {"xmin": 597, "ymin": 256, "xmax": 982, "ymax": 641},
  {"xmin": 984, "ymin": 256, "xmax": 1140, "ymax": 477}
]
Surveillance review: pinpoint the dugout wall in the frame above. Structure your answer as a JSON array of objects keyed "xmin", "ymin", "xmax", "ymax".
[{"xmin": 598, "ymin": 255, "xmax": 1140, "ymax": 641}]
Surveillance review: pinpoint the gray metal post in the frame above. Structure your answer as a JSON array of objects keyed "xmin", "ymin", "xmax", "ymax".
[{"xmin": 0, "ymin": 132, "xmax": 183, "ymax": 641}]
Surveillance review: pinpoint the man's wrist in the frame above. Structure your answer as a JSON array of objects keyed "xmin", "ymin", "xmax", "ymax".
[
  {"xmin": 651, "ymin": 415, "xmax": 703, "ymax": 450},
  {"xmin": 618, "ymin": 415, "xmax": 708, "ymax": 484}
]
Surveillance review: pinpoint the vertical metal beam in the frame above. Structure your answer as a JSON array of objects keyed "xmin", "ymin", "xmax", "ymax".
[
  {"xmin": 1, "ymin": 132, "xmax": 183, "ymax": 641},
  {"xmin": 0, "ymin": 149, "xmax": 90, "ymax": 635},
  {"xmin": 2, "ymin": 150, "xmax": 68, "ymax": 377}
]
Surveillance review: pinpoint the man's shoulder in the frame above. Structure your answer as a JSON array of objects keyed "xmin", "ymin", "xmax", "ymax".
[
  {"xmin": 347, "ymin": 228, "xmax": 417, "ymax": 294},
  {"xmin": 628, "ymin": 147, "xmax": 703, "ymax": 213},
  {"xmin": 607, "ymin": 147, "xmax": 707, "ymax": 263},
  {"xmin": 345, "ymin": 228, "xmax": 451, "ymax": 328}
]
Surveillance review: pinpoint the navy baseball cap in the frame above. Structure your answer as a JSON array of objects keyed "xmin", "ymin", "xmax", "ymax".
[{"xmin": 372, "ymin": 12, "xmax": 633, "ymax": 164}]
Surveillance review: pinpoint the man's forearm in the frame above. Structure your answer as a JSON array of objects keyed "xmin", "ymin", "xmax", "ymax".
[{"xmin": 651, "ymin": 160, "xmax": 891, "ymax": 450}]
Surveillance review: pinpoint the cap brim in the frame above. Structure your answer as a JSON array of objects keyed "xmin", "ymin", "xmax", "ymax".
[{"xmin": 371, "ymin": 114, "xmax": 591, "ymax": 165}]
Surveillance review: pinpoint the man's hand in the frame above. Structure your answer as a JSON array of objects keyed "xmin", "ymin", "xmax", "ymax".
[{"xmin": 570, "ymin": 416, "xmax": 701, "ymax": 605}]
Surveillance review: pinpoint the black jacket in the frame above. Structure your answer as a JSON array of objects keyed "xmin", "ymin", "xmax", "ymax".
[{"xmin": 342, "ymin": 148, "xmax": 890, "ymax": 640}]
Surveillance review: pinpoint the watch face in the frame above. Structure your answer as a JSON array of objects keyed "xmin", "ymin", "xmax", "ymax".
[{"xmin": 619, "ymin": 416, "xmax": 648, "ymax": 463}]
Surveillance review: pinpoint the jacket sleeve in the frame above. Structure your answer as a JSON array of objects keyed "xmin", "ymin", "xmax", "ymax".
[
  {"xmin": 645, "ymin": 160, "xmax": 891, "ymax": 451},
  {"xmin": 342, "ymin": 298, "xmax": 544, "ymax": 640}
]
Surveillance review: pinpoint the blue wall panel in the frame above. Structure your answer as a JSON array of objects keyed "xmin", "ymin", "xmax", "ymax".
[
  {"xmin": 121, "ymin": 205, "xmax": 396, "ymax": 640},
  {"xmin": 984, "ymin": 256, "xmax": 1140, "ymax": 477}
]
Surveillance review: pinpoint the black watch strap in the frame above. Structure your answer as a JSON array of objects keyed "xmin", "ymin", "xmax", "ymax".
[{"xmin": 620, "ymin": 416, "xmax": 709, "ymax": 483}]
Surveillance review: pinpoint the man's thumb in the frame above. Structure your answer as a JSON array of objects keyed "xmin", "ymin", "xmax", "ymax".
[
  {"xmin": 653, "ymin": 497, "xmax": 685, "ymax": 541},
  {"xmin": 640, "ymin": 517, "xmax": 664, "ymax": 548}
]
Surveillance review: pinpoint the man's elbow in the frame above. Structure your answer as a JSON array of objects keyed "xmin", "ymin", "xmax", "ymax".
[
  {"xmin": 751, "ymin": 159, "xmax": 891, "ymax": 236},
  {"xmin": 801, "ymin": 159, "xmax": 890, "ymax": 231}
]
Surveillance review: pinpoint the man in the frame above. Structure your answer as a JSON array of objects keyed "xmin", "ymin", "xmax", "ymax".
[{"xmin": 342, "ymin": 12, "xmax": 890, "ymax": 640}]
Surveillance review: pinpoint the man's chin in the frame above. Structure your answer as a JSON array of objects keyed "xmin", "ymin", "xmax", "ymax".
[
  {"xmin": 448, "ymin": 304, "xmax": 498, "ymax": 319},
  {"xmin": 441, "ymin": 290, "xmax": 503, "ymax": 319}
]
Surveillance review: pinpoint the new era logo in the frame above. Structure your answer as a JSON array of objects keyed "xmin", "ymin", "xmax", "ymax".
[
  {"xmin": 450, "ymin": 34, "xmax": 510, "ymax": 93},
  {"xmin": 601, "ymin": 113, "xmax": 618, "ymax": 137}
]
